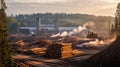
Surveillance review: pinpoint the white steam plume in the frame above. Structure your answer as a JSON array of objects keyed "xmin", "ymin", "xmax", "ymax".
[
  {"xmin": 60, "ymin": 31, "xmax": 68, "ymax": 37},
  {"xmin": 51, "ymin": 22, "xmax": 95, "ymax": 37},
  {"xmin": 51, "ymin": 33, "xmax": 60, "ymax": 37},
  {"xmin": 82, "ymin": 39, "xmax": 106, "ymax": 47}
]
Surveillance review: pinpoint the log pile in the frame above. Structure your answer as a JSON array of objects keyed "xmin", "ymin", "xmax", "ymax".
[
  {"xmin": 32, "ymin": 40, "xmax": 51, "ymax": 47},
  {"xmin": 61, "ymin": 43, "xmax": 73, "ymax": 58},
  {"xmin": 30, "ymin": 48, "xmax": 46, "ymax": 55},
  {"xmin": 15, "ymin": 40, "xmax": 26, "ymax": 47},
  {"xmin": 45, "ymin": 42, "xmax": 72, "ymax": 58}
]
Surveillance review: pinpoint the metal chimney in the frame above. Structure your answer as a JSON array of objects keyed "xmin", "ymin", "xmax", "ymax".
[
  {"xmin": 54, "ymin": 18, "xmax": 59, "ymax": 33},
  {"xmin": 36, "ymin": 18, "xmax": 41, "ymax": 31},
  {"xmin": 38, "ymin": 18, "xmax": 41, "ymax": 30}
]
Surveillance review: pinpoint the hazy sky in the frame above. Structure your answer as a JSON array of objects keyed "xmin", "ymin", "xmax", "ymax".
[{"xmin": 5, "ymin": 0, "xmax": 120, "ymax": 16}]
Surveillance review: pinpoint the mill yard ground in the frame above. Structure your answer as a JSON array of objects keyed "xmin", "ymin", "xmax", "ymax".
[{"xmin": 13, "ymin": 49, "xmax": 100, "ymax": 67}]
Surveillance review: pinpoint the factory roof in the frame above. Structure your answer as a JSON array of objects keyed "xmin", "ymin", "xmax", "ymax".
[
  {"xmin": 20, "ymin": 27, "xmax": 76, "ymax": 31},
  {"xmin": 20, "ymin": 27, "xmax": 37, "ymax": 30}
]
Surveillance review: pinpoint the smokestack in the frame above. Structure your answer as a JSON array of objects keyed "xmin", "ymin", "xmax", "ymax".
[
  {"xmin": 38, "ymin": 18, "xmax": 41, "ymax": 30},
  {"xmin": 36, "ymin": 18, "xmax": 41, "ymax": 31},
  {"xmin": 54, "ymin": 18, "xmax": 59, "ymax": 33}
]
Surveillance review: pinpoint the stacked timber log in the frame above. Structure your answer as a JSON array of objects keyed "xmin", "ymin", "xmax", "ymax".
[
  {"xmin": 30, "ymin": 48, "xmax": 46, "ymax": 55},
  {"xmin": 45, "ymin": 42, "xmax": 72, "ymax": 58},
  {"xmin": 61, "ymin": 43, "xmax": 73, "ymax": 58},
  {"xmin": 32, "ymin": 40, "xmax": 51, "ymax": 47},
  {"xmin": 15, "ymin": 40, "xmax": 26, "ymax": 47}
]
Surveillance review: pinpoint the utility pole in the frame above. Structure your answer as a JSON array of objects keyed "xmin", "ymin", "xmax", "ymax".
[{"xmin": 0, "ymin": 0, "xmax": 13, "ymax": 67}]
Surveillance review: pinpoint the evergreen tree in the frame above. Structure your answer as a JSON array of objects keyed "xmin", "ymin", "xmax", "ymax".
[
  {"xmin": 115, "ymin": 3, "xmax": 120, "ymax": 37},
  {"xmin": 0, "ymin": 0, "xmax": 13, "ymax": 67}
]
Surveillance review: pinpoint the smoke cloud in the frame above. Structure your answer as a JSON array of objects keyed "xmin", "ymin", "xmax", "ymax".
[
  {"xmin": 82, "ymin": 39, "xmax": 106, "ymax": 47},
  {"xmin": 51, "ymin": 22, "xmax": 95, "ymax": 37}
]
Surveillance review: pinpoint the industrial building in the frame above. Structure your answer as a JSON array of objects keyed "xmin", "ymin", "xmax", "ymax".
[{"xmin": 19, "ymin": 18, "xmax": 77, "ymax": 36}]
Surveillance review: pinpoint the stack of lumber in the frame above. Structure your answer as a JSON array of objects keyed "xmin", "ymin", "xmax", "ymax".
[
  {"xmin": 32, "ymin": 40, "xmax": 51, "ymax": 47},
  {"xmin": 61, "ymin": 43, "xmax": 72, "ymax": 58},
  {"xmin": 45, "ymin": 42, "xmax": 72, "ymax": 58},
  {"xmin": 45, "ymin": 43, "xmax": 61, "ymax": 58},
  {"xmin": 15, "ymin": 40, "xmax": 26, "ymax": 47},
  {"xmin": 30, "ymin": 48, "xmax": 46, "ymax": 55}
]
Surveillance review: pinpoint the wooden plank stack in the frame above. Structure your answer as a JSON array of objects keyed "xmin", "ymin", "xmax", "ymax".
[
  {"xmin": 30, "ymin": 48, "xmax": 46, "ymax": 55},
  {"xmin": 15, "ymin": 40, "xmax": 26, "ymax": 47},
  {"xmin": 45, "ymin": 42, "xmax": 72, "ymax": 58},
  {"xmin": 61, "ymin": 43, "xmax": 72, "ymax": 58}
]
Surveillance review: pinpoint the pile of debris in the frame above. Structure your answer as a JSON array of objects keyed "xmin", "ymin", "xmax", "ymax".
[
  {"xmin": 86, "ymin": 31, "xmax": 104, "ymax": 40},
  {"xmin": 87, "ymin": 31, "xmax": 98, "ymax": 38}
]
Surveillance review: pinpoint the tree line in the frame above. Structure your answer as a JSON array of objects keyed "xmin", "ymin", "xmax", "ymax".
[{"xmin": 7, "ymin": 13, "xmax": 114, "ymax": 34}]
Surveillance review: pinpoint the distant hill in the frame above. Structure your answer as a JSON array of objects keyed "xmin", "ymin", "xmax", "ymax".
[{"xmin": 7, "ymin": 13, "xmax": 114, "ymax": 34}]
